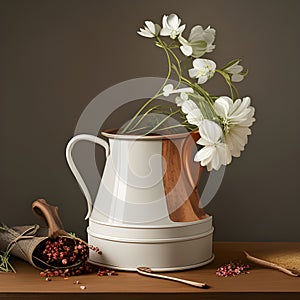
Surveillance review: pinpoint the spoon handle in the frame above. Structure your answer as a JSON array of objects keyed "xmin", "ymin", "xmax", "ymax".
[{"xmin": 137, "ymin": 268, "xmax": 208, "ymax": 288}]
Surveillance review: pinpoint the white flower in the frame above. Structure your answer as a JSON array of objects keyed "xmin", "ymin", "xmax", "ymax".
[
  {"xmin": 137, "ymin": 21, "xmax": 161, "ymax": 38},
  {"xmin": 224, "ymin": 61, "xmax": 244, "ymax": 82},
  {"xmin": 178, "ymin": 25, "xmax": 216, "ymax": 57},
  {"xmin": 214, "ymin": 96, "xmax": 255, "ymax": 157},
  {"xmin": 181, "ymin": 100, "xmax": 204, "ymax": 127},
  {"xmin": 175, "ymin": 92, "xmax": 189, "ymax": 106},
  {"xmin": 188, "ymin": 59, "xmax": 216, "ymax": 84},
  {"xmin": 160, "ymin": 14, "xmax": 186, "ymax": 39},
  {"xmin": 162, "ymin": 84, "xmax": 193, "ymax": 97},
  {"xmin": 194, "ymin": 120, "xmax": 232, "ymax": 171}
]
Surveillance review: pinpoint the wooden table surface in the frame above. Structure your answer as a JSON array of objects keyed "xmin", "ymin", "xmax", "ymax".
[{"xmin": 1, "ymin": 242, "xmax": 300, "ymax": 300}]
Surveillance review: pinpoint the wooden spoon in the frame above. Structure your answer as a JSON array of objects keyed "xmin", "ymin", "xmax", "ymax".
[
  {"xmin": 244, "ymin": 251, "xmax": 300, "ymax": 277},
  {"xmin": 137, "ymin": 267, "xmax": 209, "ymax": 288}
]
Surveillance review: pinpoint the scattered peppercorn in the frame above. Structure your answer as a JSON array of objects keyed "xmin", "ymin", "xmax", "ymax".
[
  {"xmin": 97, "ymin": 267, "xmax": 118, "ymax": 276},
  {"xmin": 216, "ymin": 261, "xmax": 250, "ymax": 277}
]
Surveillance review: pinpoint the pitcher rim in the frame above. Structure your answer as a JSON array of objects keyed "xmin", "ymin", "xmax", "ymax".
[{"xmin": 101, "ymin": 128, "xmax": 199, "ymax": 140}]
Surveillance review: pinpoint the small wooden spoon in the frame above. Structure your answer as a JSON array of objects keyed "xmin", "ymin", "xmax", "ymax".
[
  {"xmin": 244, "ymin": 251, "xmax": 300, "ymax": 277},
  {"xmin": 137, "ymin": 267, "xmax": 209, "ymax": 288}
]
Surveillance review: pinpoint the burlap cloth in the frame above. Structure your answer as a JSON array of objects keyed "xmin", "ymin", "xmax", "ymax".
[
  {"xmin": 250, "ymin": 248, "xmax": 300, "ymax": 272},
  {"xmin": 0, "ymin": 224, "xmax": 50, "ymax": 269},
  {"xmin": 0, "ymin": 199, "xmax": 78, "ymax": 270}
]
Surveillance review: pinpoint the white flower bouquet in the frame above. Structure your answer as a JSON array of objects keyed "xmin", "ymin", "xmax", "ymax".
[{"xmin": 121, "ymin": 13, "xmax": 255, "ymax": 171}]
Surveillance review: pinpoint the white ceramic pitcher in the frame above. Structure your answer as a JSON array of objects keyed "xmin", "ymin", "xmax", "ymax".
[{"xmin": 66, "ymin": 129, "xmax": 214, "ymax": 271}]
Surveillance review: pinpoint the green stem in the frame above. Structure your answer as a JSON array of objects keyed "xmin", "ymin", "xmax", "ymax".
[
  {"xmin": 121, "ymin": 37, "xmax": 172, "ymax": 134},
  {"xmin": 180, "ymin": 76, "xmax": 215, "ymax": 108},
  {"xmin": 144, "ymin": 110, "xmax": 180, "ymax": 136},
  {"xmin": 167, "ymin": 47, "xmax": 182, "ymax": 88},
  {"xmin": 129, "ymin": 105, "xmax": 160, "ymax": 131},
  {"xmin": 215, "ymin": 69, "xmax": 237, "ymax": 99},
  {"xmin": 7, "ymin": 260, "xmax": 16, "ymax": 273},
  {"xmin": 232, "ymin": 83, "xmax": 239, "ymax": 99},
  {"xmin": 154, "ymin": 37, "xmax": 172, "ymax": 94},
  {"xmin": 125, "ymin": 126, "xmax": 151, "ymax": 134},
  {"xmin": 0, "ymin": 252, "xmax": 15, "ymax": 273},
  {"xmin": 154, "ymin": 123, "xmax": 188, "ymax": 132}
]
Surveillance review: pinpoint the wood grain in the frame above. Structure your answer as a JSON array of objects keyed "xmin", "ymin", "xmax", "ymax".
[{"xmin": 1, "ymin": 242, "xmax": 300, "ymax": 300}]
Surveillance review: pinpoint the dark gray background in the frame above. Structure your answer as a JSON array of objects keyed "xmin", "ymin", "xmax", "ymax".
[{"xmin": 0, "ymin": 0, "xmax": 299, "ymax": 241}]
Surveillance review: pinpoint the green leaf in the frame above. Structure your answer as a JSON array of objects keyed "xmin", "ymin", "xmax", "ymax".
[
  {"xmin": 171, "ymin": 63, "xmax": 179, "ymax": 74},
  {"xmin": 155, "ymin": 42, "xmax": 163, "ymax": 48},
  {"xmin": 0, "ymin": 223, "xmax": 9, "ymax": 231},
  {"xmin": 221, "ymin": 58, "xmax": 241, "ymax": 71}
]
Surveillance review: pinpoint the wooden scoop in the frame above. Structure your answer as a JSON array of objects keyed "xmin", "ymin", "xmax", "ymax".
[{"xmin": 32, "ymin": 199, "xmax": 70, "ymax": 238}]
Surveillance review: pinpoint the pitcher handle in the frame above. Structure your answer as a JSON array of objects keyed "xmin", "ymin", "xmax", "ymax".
[{"xmin": 65, "ymin": 134, "xmax": 110, "ymax": 220}]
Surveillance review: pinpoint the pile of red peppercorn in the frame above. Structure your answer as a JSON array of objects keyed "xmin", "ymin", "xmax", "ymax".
[
  {"xmin": 35, "ymin": 236, "xmax": 118, "ymax": 278},
  {"xmin": 34, "ymin": 236, "xmax": 93, "ymax": 277}
]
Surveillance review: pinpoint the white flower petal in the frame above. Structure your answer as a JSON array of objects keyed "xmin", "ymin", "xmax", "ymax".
[
  {"xmin": 242, "ymin": 96, "xmax": 251, "ymax": 107},
  {"xmin": 167, "ymin": 14, "xmax": 180, "ymax": 29},
  {"xmin": 228, "ymin": 97, "xmax": 252, "ymax": 124},
  {"xmin": 231, "ymin": 74, "xmax": 244, "ymax": 82},
  {"xmin": 172, "ymin": 87, "xmax": 193, "ymax": 94},
  {"xmin": 186, "ymin": 109, "xmax": 203, "ymax": 126},
  {"xmin": 197, "ymin": 75, "xmax": 208, "ymax": 84},
  {"xmin": 194, "ymin": 146, "xmax": 214, "ymax": 164},
  {"xmin": 211, "ymin": 149, "xmax": 221, "ymax": 170},
  {"xmin": 145, "ymin": 21, "xmax": 155, "ymax": 34},
  {"xmin": 175, "ymin": 96, "xmax": 184, "ymax": 106},
  {"xmin": 181, "ymin": 92, "xmax": 189, "ymax": 101},
  {"xmin": 198, "ymin": 119, "xmax": 223, "ymax": 144},
  {"xmin": 196, "ymin": 136, "xmax": 212, "ymax": 146},
  {"xmin": 160, "ymin": 27, "xmax": 172, "ymax": 36},
  {"xmin": 214, "ymin": 96, "xmax": 232, "ymax": 118},
  {"xmin": 194, "ymin": 142, "xmax": 230, "ymax": 171},
  {"xmin": 193, "ymin": 58, "xmax": 206, "ymax": 69},
  {"xmin": 188, "ymin": 68, "xmax": 199, "ymax": 78},
  {"xmin": 163, "ymin": 83, "xmax": 174, "ymax": 97},
  {"xmin": 162, "ymin": 15, "xmax": 168, "ymax": 28},
  {"xmin": 175, "ymin": 92, "xmax": 189, "ymax": 106},
  {"xmin": 189, "ymin": 25, "xmax": 204, "ymax": 41},
  {"xmin": 177, "ymin": 24, "xmax": 186, "ymax": 34},
  {"xmin": 181, "ymin": 100, "xmax": 198, "ymax": 114},
  {"xmin": 137, "ymin": 29, "xmax": 154, "ymax": 38},
  {"xmin": 239, "ymin": 107, "xmax": 255, "ymax": 127},
  {"xmin": 228, "ymin": 64, "xmax": 243, "ymax": 74},
  {"xmin": 202, "ymin": 26, "xmax": 216, "ymax": 45},
  {"xmin": 180, "ymin": 44, "xmax": 193, "ymax": 56},
  {"xmin": 178, "ymin": 24, "xmax": 216, "ymax": 59},
  {"xmin": 225, "ymin": 124, "xmax": 252, "ymax": 157},
  {"xmin": 207, "ymin": 59, "xmax": 217, "ymax": 70},
  {"xmin": 163, "ymin": 83, "xmax": 174, "ymax": 92},
  {"xmin": 189, "ymin": 59, "xmax": 216, "ymax": 83},
  {"xmin": 230, "ymin": 98, "xmax": 242, "ymax": 115},
  {"xmin": 206, "ymin": 44, "xmax": 215, "ymax": 53},
  {"xmin": 206, "ymin": 162, "xmax": 213, "ymax": 172},
  {"xmin": 162, "ymin": 84, "xmax": 174, "ymax": 96}
]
